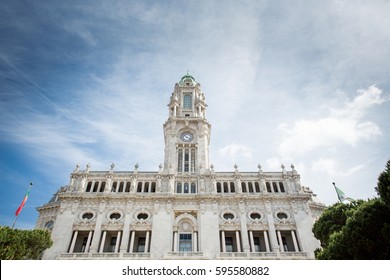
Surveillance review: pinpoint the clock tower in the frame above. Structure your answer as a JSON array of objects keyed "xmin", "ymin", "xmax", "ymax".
[{"xmin": 163, "ymin": 73, "xmax": 211, "ymax": 176}]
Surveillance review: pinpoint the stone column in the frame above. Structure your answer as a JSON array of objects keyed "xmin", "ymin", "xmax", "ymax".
[
  {"xmin": 264, "ymin": 231, "xmax": 270, "ymax": 252},
  {"xmin": 291, "ymin": 230, "xmax": 299, "ymax": 252},
  {"xmin": 277, "ymin": 230, "xmax": 284, "ymax": 252},
  {"xmin": 114, "ymin": 231, "xmax": 122, "ymax": 253},
  {"xmin": 265, "ymin": 201, "xmax": 278, "ymax": 252},
  {"xmin": 129, "ymin": 230, "xmax": 135, "ymax": 253},
  {"xmin": 235, "ymin": 230, "xmax": 241, "ymax": 252},
  {"xmin": 99, "ymin": 231, "xmax": 107, "ymax": 253},
  {"xmin": 221, "ymin": 231, "xmax": 226, "ymax": 252},
  {"xmin": 68, "ymin": 230, "xmax": 78, "ymax": 253},
  {"xmin": 145, "ymin": 231, "xmax": 150, "ymax": 253},
  {"xmin": 249, "ymin": 230, "xmax": 255, "ymax": 252},
  {"xmin": 173, "ymin": 231, "xmax": 178, "ymax": 252},
  {"xmin": 84, "ymin": 230, "xmax": 93, "ymax": 253},
  {"xmin": 193, "ymin": 231, "xmax": 198, "ymax": 252},
  {"xmin": 239, "ymin": 204, "xmax": 250, "ymax": 252},
  {"xmin": 120, "ymin": 213, "xmax": 131, "ymax": 253}
]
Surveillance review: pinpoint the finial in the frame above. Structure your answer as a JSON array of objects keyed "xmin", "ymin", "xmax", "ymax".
[
  {"xmin": 257, "ymin": 164, "xmax": 263, "ymax": 172},
  {"xmin": 110, "ymin": 163, "xmax": 115, "ymax": 170},
  {"xmin": 135, "ymin": 163, "xmax": 139, "ymax": 170}
]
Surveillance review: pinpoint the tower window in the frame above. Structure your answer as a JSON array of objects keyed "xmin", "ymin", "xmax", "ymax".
[
  {"xmin": 176, "ymin": 182, "xmax": 197, "ymax": 193},
  {"xmin": 183, "ymin": 94, "xmax": 192, "ymax": 109}
]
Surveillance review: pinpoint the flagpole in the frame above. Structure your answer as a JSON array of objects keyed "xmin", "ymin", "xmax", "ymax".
[
  {"xmin": 332, "ymin": 182, "xmax": 342, "ymax": 203},
  {"xmin": 12, "ymin": 182, "xmax": 33, "ymax": 229},
  {"xmin": 11, "ymin": 214, "xmax": 19, "ymax": 229}
]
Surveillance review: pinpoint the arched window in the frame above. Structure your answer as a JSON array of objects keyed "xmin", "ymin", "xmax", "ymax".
[
  {"xmin": 118, "ymin": 182, "xmax": 124, "ymax": 192},
  {"xmin": 255, "ymin": 182, "xmax": 260, "ymax": 192},
  {"xmin": 93, "ymin": 181, "xmax": 99, "ymax": 192},
  {"xmin": 178, "ymin": 149, "xmax": 183, "ymax": 172},
  {"xmin": 184, "ymin": 183, "xmax": 189, "ymax": 193},
  {"xmin": 100, "ymin": 181, "xmax": 106, "ymax": 192},
  {"xmin": 86, "ymin": 181, "xmax": 92, "ymax": 192},
  {"xmin": 266, "ymin": 182, "xmax": 271, "ymax": 192},
  {"xmin": 176, "ymin": 183, "xmax": 182, "ymax": 193},
  {"xmin": 248, "ymin": 182, "xmax": 254, "ymax": 193},
  {"xmin": 241, "ymin": 182, "xmax": 247, "ymax": 193},
  {"xmin": 223, "ymin": 182, "xmax": 229, "ymax": 193},
  {"xmin": 183, "ymin": 94, "xmax": 192, "ymax": 109},
  {"xmin": 173, "ymin": 213, "xmax": 198, "ymax": 253},
  {"xmin": 279, "ymin": 182, "xmax": 285, "ymax": 192},
  {"xmin": 137, "ymin": 182, "xmax": 142, "ymax": 192},
  {"xmin": 217, "ymin": 182, "xmax": 222, "ymax": 193},
  {"xmin": 191, "ymin": 182, "xmax": 196, "ymax": 193},
  {"xmin": 112, "ymin": 182, "xmax": 118, "ymax": 192},
  {"xmin": 272, "ymin": 182, "xmax": 278, "ymax": 193},
  {"xmin": 125, "ymin": 182, "xmax": 131, "ymax": 192},
  {"xmin": 230, "ymin": 182, "xmax": 235, "ymax": 193}
]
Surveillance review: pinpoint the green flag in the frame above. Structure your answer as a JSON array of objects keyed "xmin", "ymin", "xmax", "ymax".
[{"xmin": 332, "ymin": 182, "xmax": 353, "ymax": 202}]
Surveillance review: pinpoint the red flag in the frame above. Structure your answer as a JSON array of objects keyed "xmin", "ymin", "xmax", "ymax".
[{"xmin": 15, "ymin": 182, "xmax": 32, "ymax": 217}]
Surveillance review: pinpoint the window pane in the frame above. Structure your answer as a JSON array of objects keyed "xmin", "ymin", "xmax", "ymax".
[
  {"xmin": 191, "ymin": 149, "xmax": 195, "ymax": 172},
  {"xmin": 178, "ymin": 149, "xmax": 183, "ymax": 172},
  {"xmin": 183, "ymin": 95, "xmax": 192, "ymax": 109},
  {"xmin": 176, "ymin": 183, "xmax": 182, "ymax": 193},
  {"xmin": 184, "ymin": 149, "xmax": 189, "ymax": 172},
  {"xmin": 179, "ymin": 233, "xmax": 192, "ymax": 252},
  {"xmin": 191, "ymin": 182, "xmax": 196, "ymax": 193}
]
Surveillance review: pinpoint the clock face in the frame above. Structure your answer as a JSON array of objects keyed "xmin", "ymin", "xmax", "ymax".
[{"xmin": 180, "ymin": 132, "xmax": 194, "ymax": 142}]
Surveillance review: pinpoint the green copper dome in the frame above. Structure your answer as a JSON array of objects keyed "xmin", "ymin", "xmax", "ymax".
[{"xmin": 179, "ymin": 71, "xmax": 197, "ymax": 85}]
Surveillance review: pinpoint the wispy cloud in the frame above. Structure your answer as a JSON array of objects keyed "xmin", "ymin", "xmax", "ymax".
[{"xmin": 278, "ymin": 85, "xmax": 386, "ymax": 158}]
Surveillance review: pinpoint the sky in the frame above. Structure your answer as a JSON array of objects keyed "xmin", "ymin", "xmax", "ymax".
[{"xmin": 0, "ymin": 0, "xmax": 389, "ymax": 229}]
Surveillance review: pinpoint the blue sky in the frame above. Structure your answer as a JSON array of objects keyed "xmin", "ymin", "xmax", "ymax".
[{"xmin": 1, "ymin": 0, "xmax": 389, "ymax": 229}]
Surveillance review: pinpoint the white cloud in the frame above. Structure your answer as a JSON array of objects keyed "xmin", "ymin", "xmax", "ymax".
[
  {"xmin": 278, "ymin": 85, "xmax": 386, "ymax": 158},
  {"xmin": 311, "ymin": 157, "xmax": 365, "ymax": 178},
  {"xmin": 219, "ymin": 144, "xmax": 253, "ymax": 159}
]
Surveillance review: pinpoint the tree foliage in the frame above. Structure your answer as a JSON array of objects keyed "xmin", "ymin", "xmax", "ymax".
[
  {"xmin": 313, "ymin": 160, "xmax": 390, "ymax": 259},
  {"xmin": 0, "ymin": 226, "xmax": 53, "ymax": 260},
  {"xmin": 375, "ymin": 160, "xmax": 390, "ymax": 205}
]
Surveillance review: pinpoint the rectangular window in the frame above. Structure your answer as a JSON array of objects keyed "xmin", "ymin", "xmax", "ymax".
[
  {"xmin": 137, "ymin": 237, "xmax": 146, "ymax": 252},
  {"xmin": 184, "ymin": 183, "xmax": 189, "ymax": 193},
  {"xmin": 191, "ymin": 149, "xmax": 195, "ymax": 172},
  {"xmin": 178, "ymin": 149, "xmax": 183, "ymax": 172},
  {"xmin": 184, "ymin": 149, "xmax": 189, "ymax": 172},
  {"xmin": 183, "ymin": 94, "xmax": 192, "ymax": 109},
  {"xmin": 176, "ymin": 183, "xmax": 182, "ymax": 193},
  {"xmin": 253, "ymin": 236, "xmax": 261, "ymax": 252},
  {"xmin": 109, "ymin": 237, "xmax": 117, "ymax": 252},
  {"xmin": 179, "ymin": 233, "xmax": 192, "ymax": 252},
  {"xmin": 225, "ymin": 237, "xmax": 234, "ymax": 252},
  {"xmin": 191, "ymin": 182, "xmax": 196, "ymax": 193}
]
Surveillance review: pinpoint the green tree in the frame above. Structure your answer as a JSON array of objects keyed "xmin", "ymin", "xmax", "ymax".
[
  {"xmin": 0, "ymin": 226, "xmax": 53, "ymax": 260},
  {"xmin": 313, "ymin": 160, "xmax": 390, "ymax": 259},
  {"xmin": 376, "ymin": 160, "xmax": 390, "ymax": 206}
]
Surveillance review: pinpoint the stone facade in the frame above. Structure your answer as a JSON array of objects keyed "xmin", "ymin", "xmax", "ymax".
[{"xmin": 36, "ymin": 73, "xmax": 325, "ymax": 259}]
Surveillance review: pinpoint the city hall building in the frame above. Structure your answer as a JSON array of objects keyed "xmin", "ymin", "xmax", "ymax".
[{"xmin": 36, "ymin": 73, "xmax": 325, "ymax": 259}]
